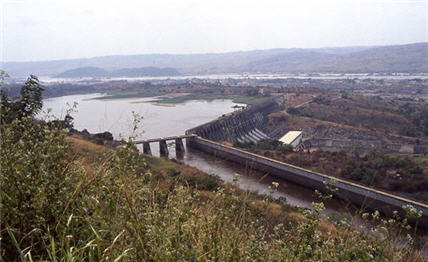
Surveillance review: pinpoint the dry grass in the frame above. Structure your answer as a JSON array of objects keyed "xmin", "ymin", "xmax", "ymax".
[{"xmin": 4, "ymin": 130, "xmax": 427, "ymax": 261}]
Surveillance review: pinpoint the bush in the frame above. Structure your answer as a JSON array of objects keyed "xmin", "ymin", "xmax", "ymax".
[
  {"xmin": 185, "ymin": 174, "xmax": 220, "ymax": 191},
  {"xmin": 167, "ymin": 168, "xmax": 181, "ymax": 177},
  {"xmin": 1, "ymin": 75, "xmax": 44, "ymax": 125},
  {"xmin": 313, "ymin": 96, "xmax": 331, "ymax": 105},
  {"xmin": 286, "ymin": 107, "xmax": 301, "ymax": 115},
  {"xmin": 1, "ymin": 116, "xmax": 86, "ymax": 259}
]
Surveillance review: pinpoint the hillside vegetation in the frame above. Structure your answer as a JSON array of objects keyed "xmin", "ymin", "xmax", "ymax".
[
  {"xmin": 55, "ymin": 66, "xmax": 181, "ymax": 78},
  {"xmin": 237, "ymin": 140, "xmax": 428, "ymax": 202},
  {"xmin": 287, "ymin": 94, "xmax": 428, "ymax": 137},
  {"xmin": 1, "ymin": 75, "xmax": 427, "ymax": 261},
  {"xmin": 3, "ymin": 42, "xmax": 427, "ymax": 77},
  {"xmin": 258, "ymin": 91, "xmax": 428, "ymax": 201}
]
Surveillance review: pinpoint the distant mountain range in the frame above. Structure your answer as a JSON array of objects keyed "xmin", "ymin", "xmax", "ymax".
[
  {"xmin": 55, "ymin": 66, "xmax": 180, "ymax": 78},
  {"xmin": 2, "ymin": 42, "xmax": 427, "ymax": 78}
]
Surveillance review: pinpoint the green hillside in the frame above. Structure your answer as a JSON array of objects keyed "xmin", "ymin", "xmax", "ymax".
[{"xmin": 1, "ymin": 75, "xmax": 427, "ymax": 261}]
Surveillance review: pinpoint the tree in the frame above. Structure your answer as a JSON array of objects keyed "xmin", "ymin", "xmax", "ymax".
[
  {"xmin": 245, "ymin": 88, "xmax": 259, "ymax": 97},
  {"xmin": 1, "ymin": 75, "xmax": 44, "ymax": 124}
]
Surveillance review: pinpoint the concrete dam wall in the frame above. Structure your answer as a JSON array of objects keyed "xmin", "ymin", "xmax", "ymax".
[
  {"xmin": 187, "ymin": 136, "xmax": 428, "ymax": 228},
  {"xmin": 186, "ymin": 96, "xmax": 284, "ymax": 143}
]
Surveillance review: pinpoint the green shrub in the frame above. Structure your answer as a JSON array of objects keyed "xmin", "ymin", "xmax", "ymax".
[
  {"xmin": 185, "ymin": 174, "xmax": 220, "ymax": 191},
  {"xmin": 1, "ymin": 75, "xmax": 44, "ymax": 125},
  {"xmin": 167, "ymin": 168, "xmax": 181, "ymax": 177},
  {"xmin": 1, "ymin": 116, "xmax": 87, "ymax": 259}
]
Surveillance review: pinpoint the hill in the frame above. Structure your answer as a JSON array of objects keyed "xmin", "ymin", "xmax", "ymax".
[
  {"xmin": 240, "ymin": 43, "xmax": 428, "ymax": 73},
  {"xmin": 305, "ymin": 42, "xmax": 428, "ymax": 73},
  {"xmin": 2, "ymin": 42, "xmax": 427, "ymax": 77},
  {"xmin": 55, "ymin": 66, "xmax": 181, "ymax": 78},
  {"xmin": 55, "ymin": 66, "xmax": 108, "ymax": 77}
]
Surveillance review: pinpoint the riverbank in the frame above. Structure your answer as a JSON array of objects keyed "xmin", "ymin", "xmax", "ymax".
[{"xmin": 93, "ymin": 91, "xmax": 273, "ymax": 105}]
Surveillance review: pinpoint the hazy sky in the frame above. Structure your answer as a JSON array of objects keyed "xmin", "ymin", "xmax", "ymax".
[{"xmin": 2, "ymin": 0, "xmax": 427, "ymax": 62}]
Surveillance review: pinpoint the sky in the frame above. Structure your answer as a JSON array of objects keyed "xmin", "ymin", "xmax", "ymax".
[{"xmin": 2, "ymin": 0, "xmax": 428, "ymax": 62}]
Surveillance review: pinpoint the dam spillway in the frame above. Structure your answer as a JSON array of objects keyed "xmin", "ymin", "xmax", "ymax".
[{"xmin": 185, "ymin": 96, "xmax": 284, "ymax": 143}]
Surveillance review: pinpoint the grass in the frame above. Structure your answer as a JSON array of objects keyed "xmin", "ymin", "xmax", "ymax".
[
  {"xmin": 93, "ymin": 91, "xmax": 165, "ymax": 100},
  {"xmin": 231, "ymin": 96, "xmax": 273, "ymax": 105},
  {"xmin": 154, "ymin": 94, "xmax": 229, "ymax": 104},
  {"xmin": 412, "ymin": 155, "xmax": 428, "ymax": 165},
  {"xmin": 2, "ymin": 116, "xmax": 427, "ymax": 261},
  {"xmin": 92, "ymin": 91, "xmax": 274, "ymax": 105},
  {"xmin": 286, "ymin": 94, "xmax": 427, "ymax": 137},
  {"xmin": 154, "ymin": 94, "xmax": 273, "ymax": 105}
]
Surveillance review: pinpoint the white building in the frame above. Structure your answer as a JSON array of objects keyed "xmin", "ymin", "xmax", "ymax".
[{"xmin": 279, "ymin": 131, "xmax": 303, "ymax": 148}]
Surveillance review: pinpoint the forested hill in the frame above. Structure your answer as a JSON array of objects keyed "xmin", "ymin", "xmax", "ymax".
[
  {"xmin": 2, "ymin": 42, "xmax": 427, "ymax": 77},
  {"xmin": 240, "ymin": 43, "xmax": 428, "ymax": 73},
  {"xmin": 55, "ymin": 66, "xmax": 181, "ymax": 78}
]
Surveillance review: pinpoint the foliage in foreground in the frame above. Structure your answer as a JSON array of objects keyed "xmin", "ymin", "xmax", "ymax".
[
  {"xmin": 0, "ymin": 75, "xmax": 426, "ymax": 261},
  {"xmin": 1, "ymin": 117, "xmax": 427, "ymax": 261}
]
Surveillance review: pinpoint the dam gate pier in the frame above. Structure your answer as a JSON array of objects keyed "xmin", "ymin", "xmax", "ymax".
[{"xmin": 133, "ymin": 134, "xmax": 196, "ymax": 157}]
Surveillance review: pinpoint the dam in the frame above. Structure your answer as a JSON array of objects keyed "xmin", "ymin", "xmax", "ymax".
[
  {"xmin": 180, "ymin": 96, "xmax": 428, "ymax": 228},
  {"xmin": 185, "ymin": 96, "xmax": 284, "ymax": 143}
]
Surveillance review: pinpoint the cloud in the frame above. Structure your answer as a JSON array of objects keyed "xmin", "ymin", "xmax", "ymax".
[{"xmin": 3, "ymin": 0, "xmax": 427, "ymax": 61}]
